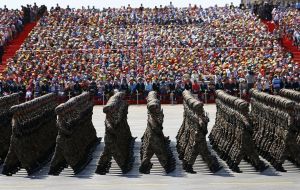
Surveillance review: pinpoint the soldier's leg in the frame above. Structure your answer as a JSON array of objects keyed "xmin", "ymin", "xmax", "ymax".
[
  {"xmin": 2, "ymin": 145, "xmax": 21, "ymax": 176},
  {"xmin": 95, "ymin": 146, "xmax": 112, "ymax": 175},
  {"xmin": 154, "ymin": 143, "xmax": 176, "ymax": 173},
  {"xmin": 139, "ymin": 147, "xmax": 154, "ymax": 174},
  {"xmin": 183, "ymin": 139, "xmax": 199, "ymax": 174},
  {"xmin": 49, "ymin": 142, "xmax": 67, "ymax": 175},
  {"xmin": 198, "ymin": 137, "xmax": 222, "ymax": 173},
  {"xmin": 243, "ymin": 135, "xmax": 268, "ymax": 172}
]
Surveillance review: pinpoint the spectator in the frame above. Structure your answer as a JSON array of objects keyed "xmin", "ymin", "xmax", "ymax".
[{"xmin": 272, "ymin": 75, "xmax": 282, "ymax": 93}]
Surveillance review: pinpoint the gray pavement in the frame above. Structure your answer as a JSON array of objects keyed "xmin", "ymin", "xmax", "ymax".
[{"xmin": 0, "ymin": 104, "xmax": 300, "ymax": 190}]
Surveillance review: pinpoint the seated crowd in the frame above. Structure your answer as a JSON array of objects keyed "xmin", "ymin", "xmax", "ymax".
[
  {"xmin": 0, "ymin": 7, "xmax": 24, "ymax": 64},
  {"xmin": 0, "ymin": 4, "xmax": 47, "ymax": 64},
  {"xmin": 0, "ymin": 3, "xmax": 299, "ymax": 102},
  {"xmin": 276, "ymin": 7, "xmax": 300, "ymax": 48}
]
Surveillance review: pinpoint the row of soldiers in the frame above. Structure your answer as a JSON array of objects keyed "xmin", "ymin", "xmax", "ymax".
[
  {"xmin": 139, "ymin": 91, "xmax": 176, "ymax": 174},
  {"xmin": 250, "ymin": 89, "xmax": 300, "ymax": 171},
  {"xmin": 177, "ymin": 90, "xmax": 221, "ymax": 173},
  {"xmin": 1, "ymin": 88, "xmax": 300, "ymax": 175},
  {"xmin": 0, "ymin": 93, "xmax": 19, "ymax": 164},
  {"xmin": 95, "ymin": 92, "xmax": 136, "ymax": 175},
  {"xmin": 0, "ymin": 90, "xmax": 221, "ymax": 176},
  {"xmin": 2, "ymin": 93, "xmax": 58, "ymax": 175},
  {"xmin": 49, "ymin": 92, "xmax": 101, "ymax": 175},
  {"xmin": 209, "ymin": 90, "xmax": 267, "ymax": 173}
]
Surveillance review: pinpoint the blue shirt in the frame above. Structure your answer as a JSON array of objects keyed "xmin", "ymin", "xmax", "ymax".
[
  {"xmin": 145, "ymin": 83, "xmax": 153, "ymax": 92},
  {"xmin": 272, "ymin": 78, "xmax": 281, "ymax": 88}
]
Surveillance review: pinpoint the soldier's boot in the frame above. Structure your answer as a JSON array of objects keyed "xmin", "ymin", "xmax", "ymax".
[
  {"xmin": 49, "ymin": 161, "xmax": 68, "ymax": 175},
  {"xmin": 2, "ymin": 163, "xmax": 21, "ymax": 176},
  {"xmin": 164, "ymin": 158, "xmax": 176, "ymax": 173},
  {"xmin": 139, "ymin": 162, "xmax": 153, "ymax": 174},
  {"xmin": 95, "ymin": 162, "xmax": 111, "ymax": 175},
  {"xmin": 255, "ymin": 160, "xmax": 269, "ymax": 172},
  {"xmin": 183, "ymin": 161, "xmax": 196, "ymax": 174},
  {"xmin": 27, "ymin": 162, "xmax": 42, "ymax": 176},
  {"xmin": 208, "ymin": 157, "xmax": 223, "ymax": 173},
  {"xmin": 274, "ymin": 163, "xmax": 286, "ymax": 172},
  {"xmin": 228, "ymin": 160, "xmax": 241, "ymax": 173}
]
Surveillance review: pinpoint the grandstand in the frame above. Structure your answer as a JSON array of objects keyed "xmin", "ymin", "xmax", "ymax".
[
  {"xmin": 0, "ymin": 2, "xmax": 300, "ymax": 190},
  {"xmin": 0, "ymin": 2, "xmax": 298, "ymax": 104}
]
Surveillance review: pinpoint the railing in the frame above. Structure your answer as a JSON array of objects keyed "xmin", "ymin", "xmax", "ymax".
[
  {"xmin": 2, "ymin": 88, "xmax": 281, "ymax": 105},
  {"xmin": 54, "ymin": 90, "xmax": 252, "ymax": 105}
]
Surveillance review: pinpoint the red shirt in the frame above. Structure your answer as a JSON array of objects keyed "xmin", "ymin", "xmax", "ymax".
[{"xmin": 192, "ymin": 82, "xmax": 200, "ymax": 92}]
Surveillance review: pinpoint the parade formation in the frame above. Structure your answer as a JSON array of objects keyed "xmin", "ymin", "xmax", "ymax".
[
  {"xmin": 209, "ymin": 90, "xmax": 267, "ymax": 172},
  {"xmin": 49, "ymin": 92, "xmax": 100, "ymax": 175},
  {"xmin": 2, "ymin": 93, "xmax": 58, "ymax": 175},
  {"xmin": 177, "ymin": 90, "xmax": 221, "ymax": 173},
  {"xmin": 139, "ymin": 91, "xmax": 175, "ymax": 174},
  {"xmin": 0, "ymin": 88, "xmax": 299, "ymax": 176},
  {"xmin": 95, "ymin": 92, "xmax": 136, "ymax": 175}
]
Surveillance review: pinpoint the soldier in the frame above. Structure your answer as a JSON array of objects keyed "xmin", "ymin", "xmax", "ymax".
[
  {"xmin": 2, "ymin": 93, "xmax": 58, "ymax": 176},
  {"xmin": 0, "ymin": 93, "xmax": 19, "ymax": 164},
  {"xmin": 49, "ymin": 92, "xmax": 100, "ymax": 175},
  {"xmin": 139, "ymin": 91, "xmax": 176, "ymax": 174},
  {"xmin": 210, "ymin": 90, "xmax": 267, "ymax": 172},
  {"xmin": 95, "ymin": 92, "xmax": 135, "ymax": 175},
  {"xmin": 177, "ymin": 90, "xmax": 221, "ymax": 173}
]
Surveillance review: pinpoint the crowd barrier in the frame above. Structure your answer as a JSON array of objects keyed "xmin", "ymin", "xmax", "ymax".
[{"xmin": 54, "ymin": 90, "xmax": 251, "ymax": 105}]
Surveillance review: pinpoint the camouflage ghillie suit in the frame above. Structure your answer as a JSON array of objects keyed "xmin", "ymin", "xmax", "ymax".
[
  {"xmin": 0, "ymin": 93, "xmax": 19, "ymax": 164},
  {"xmin": 95, "ymin": 92, "xmax": 135, "ymax": 175},
  {"xmin": 49, "ymin": 92, "xmax": 100, "ymax": 175},
  {"xmin": 278, "ymin": 89, "xmax": 300, "ymax": 166},
  {"xmin": 2, "ymin": 93, "xmax": 58, "ymax": 176},
  {"xmin": 176, "ymin": 90, "xmax": 221, "ymax": 173},
  {"xmin": 209, "ymin": 90, "xmax": 267, "ymax": 173},
  {"xmin": 139, "ymin": 91, "xmax": 176, "ymax": 174},
  {"xmin": 250, "ymin": 89, "xmax": 297, "ymax": 171}
]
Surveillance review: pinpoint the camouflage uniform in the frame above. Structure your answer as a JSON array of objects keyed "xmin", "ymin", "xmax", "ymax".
[
  {"xmin": 177, "ymin": 90, "xmax": 221, "ymax": 173},
  {"xmin": 49, "ymin": 92, "xmax": 100, "ymax": 175},
  {"xmin": 95, "ymin": 92, "xmax": 135, "ymax": 175},
  {"xmin": 0, "ymin": 93, "xmax": 19, "ymax": 164},
  {"xmin": 2, "ymin": 93, "xmax": 58, "ymax": 176},
  {"xmin": 209, "ymin": 90, "xmax": 267, "ymax": 173},
  {"xmin": 139, "ymin": 91, "xmax": 176, "ymax": 174}
]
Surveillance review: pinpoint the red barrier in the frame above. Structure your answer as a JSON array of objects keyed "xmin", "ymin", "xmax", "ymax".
[{"xmin": 13, "ymin": 91, "xmax": 256, "ymax": 105}]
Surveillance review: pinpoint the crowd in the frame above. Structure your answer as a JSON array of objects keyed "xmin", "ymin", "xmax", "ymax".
[
  {"xmin": 274, "ymin": 7, "xmax": 300, "ymax": 48},
  {"xmin": 0, "ymin": 3, "xmax": 299, "ymax": 102},
  {"xmin": 0, "ymin": 7, "xmax": 24, "ymax": 64},
  {"xmin": 0, "ymin": 4, "xmax": 47, "ymax": 64}
]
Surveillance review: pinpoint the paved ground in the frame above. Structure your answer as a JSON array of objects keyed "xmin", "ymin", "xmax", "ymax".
[{"xmin": 0, "ymin": 104, "xmax": 300, "ymax": 190}]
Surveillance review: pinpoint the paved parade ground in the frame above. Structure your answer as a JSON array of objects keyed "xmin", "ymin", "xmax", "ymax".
[{"xmin": 0, "ymin": 104, "xmax": 300, "ymax": 190}]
